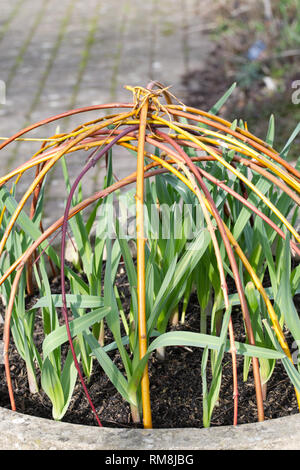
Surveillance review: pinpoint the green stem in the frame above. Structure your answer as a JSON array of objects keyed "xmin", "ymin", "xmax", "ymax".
[{"xmin": 170, "ymin": 306, "xmax": 179, "ymax": 327}]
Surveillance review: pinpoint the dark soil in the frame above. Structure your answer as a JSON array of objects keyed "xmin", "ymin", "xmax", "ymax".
[{"xmin": 0, "ymin": 262, "xmax": 299, "ymax": 429}]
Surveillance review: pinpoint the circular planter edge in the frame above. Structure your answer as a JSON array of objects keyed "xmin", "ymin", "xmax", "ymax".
[{"xmin": 0, "ymin": 406, "xmax": 299, "ymax": 450}]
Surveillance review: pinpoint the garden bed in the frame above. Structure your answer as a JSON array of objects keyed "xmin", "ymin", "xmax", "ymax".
[
  {"xmin": 0, "ymin": 80, "xmax": 299, "ymax": 438},
  {"xmin": 1, "ymin": 265, "xmax": 299, "ymax": 429}
]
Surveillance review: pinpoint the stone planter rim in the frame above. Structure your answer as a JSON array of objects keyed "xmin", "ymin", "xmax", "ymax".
[{"xmin": 0, "ymin": 406, "xmax": 299, "ymax": 450}]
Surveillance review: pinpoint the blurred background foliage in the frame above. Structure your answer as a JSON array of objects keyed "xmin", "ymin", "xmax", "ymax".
[{"xmin": 183, "ymin": 0, "xmax": 300, "ymax": 159}]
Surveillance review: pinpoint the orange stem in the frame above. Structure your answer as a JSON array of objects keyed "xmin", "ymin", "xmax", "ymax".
[{"xmin": 136, "ymin": 90, "xmax": 152, "ymax": 429}]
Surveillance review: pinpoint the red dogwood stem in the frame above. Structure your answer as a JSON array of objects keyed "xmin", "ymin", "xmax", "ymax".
[{"xmin": 60, "ymin": 125, "xmax": 138, "ymax": 427}]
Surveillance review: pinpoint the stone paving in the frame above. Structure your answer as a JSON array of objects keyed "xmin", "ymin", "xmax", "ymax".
[{"xmin": 0, "ymin": 0, "xmax": 213, "ymax": 222}]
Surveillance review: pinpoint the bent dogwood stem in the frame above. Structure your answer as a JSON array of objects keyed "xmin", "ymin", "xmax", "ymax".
[{"xmin": 60, "ymin": 125, "xmax": 139, "ymax": 427}]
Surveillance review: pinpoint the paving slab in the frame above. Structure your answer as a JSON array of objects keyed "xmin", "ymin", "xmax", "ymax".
[{"xmin": 0, "ymin": 0, "xmax": 213, "ymax": 222}]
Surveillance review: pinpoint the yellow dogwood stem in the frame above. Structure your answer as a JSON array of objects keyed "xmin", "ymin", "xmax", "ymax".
[
  {"xmin": 152, "ymin": 115, "xmax": 300, "ymax": 243},
  {"xmin": 0, "ymin": 112, "xmax": 134, "ymax": 258},
  {"xmin": 136, "ymin": 97, "xmax": 152, "ymax": 429},
  {"xmin": 176, "ymin": 123, "xmax": 300, "ymax": 193}
]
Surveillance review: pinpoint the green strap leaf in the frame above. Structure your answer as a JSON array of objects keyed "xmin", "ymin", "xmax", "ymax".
[
  {"xmin": 83, "ymin": 331, "xmax": 134, "ymax": 406},
  {"xmin": 275, "ymin": 232, "xmax": 300, "ymax": 341},
  {"xmin": 266, "ymin": 114, "xmax": 275, "ymax": 147},
  {"xmin": 128, "ymin": 329, "xmax": 285, "ymax": 396},
  {"xmin": 33, "ymin": 294, "xmax": 104, "ymax": 310},
  {"xmin": 41, "ymin": 357, "xmax": 65, "ymax": 420},
  {"xmin": 263, "ymin": 319, "xmax": 300, "ymax": 393},
  {"xmin": 280, "ymin": 122, "xmax": 300, "ymax": 159},
  {"xmin": 60, "ymin": 345, "xmax": 82, "ymax": 418},
  {"xmin": 209, "ymin": 83, "xmax": 237, "ymax": 116},
  {"xmin": 147, "ymin": 229, "xmax": 210, "ymax": 331},
  {"xmin": 0, "ymin": 185, "xmax": 59, "ymax": 266},
  {"xmin": 42, "ymin": 306, "xmax": 111, "ymax": 358}
]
